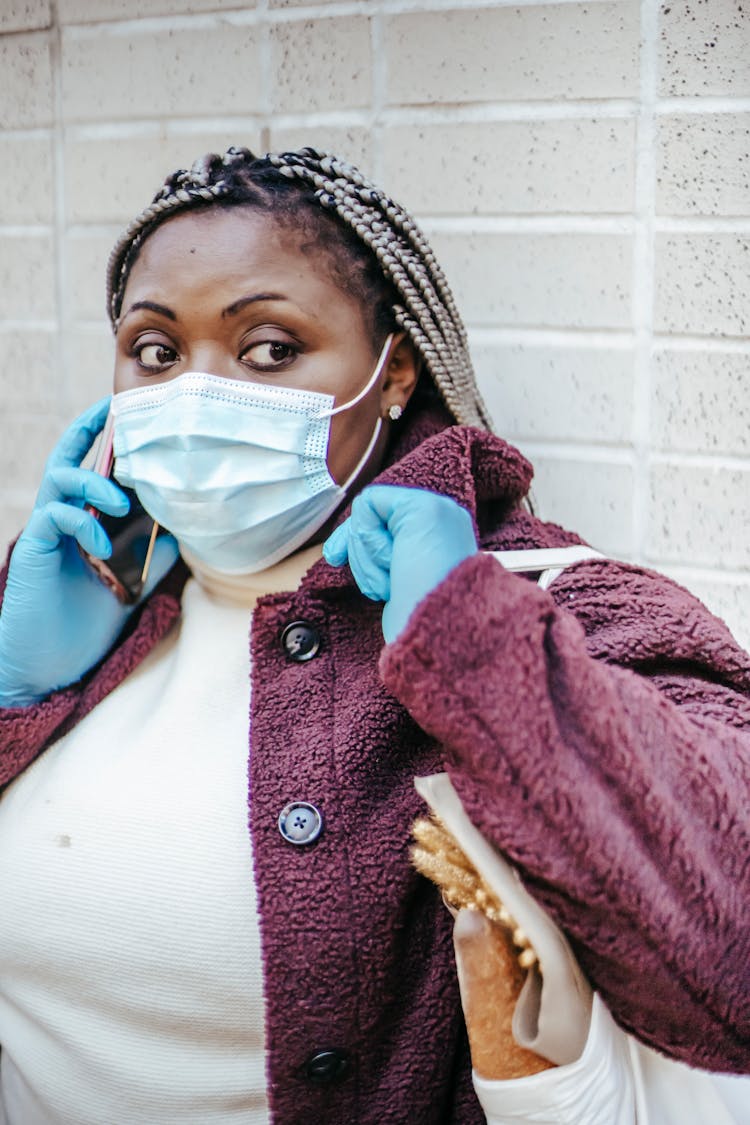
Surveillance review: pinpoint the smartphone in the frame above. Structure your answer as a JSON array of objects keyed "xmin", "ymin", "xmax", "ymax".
[{"xmin": 80, "ymin": 410, "xmax": 163, "ymax": 604}]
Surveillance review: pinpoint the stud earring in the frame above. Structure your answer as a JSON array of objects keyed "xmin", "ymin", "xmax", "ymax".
[{"xmin": 387, "ymin": 403, "xmax": 403, "ymax": 421}]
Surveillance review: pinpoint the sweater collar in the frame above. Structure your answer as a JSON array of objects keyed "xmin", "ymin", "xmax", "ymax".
[{"xmin": 181, "ymin": 542, "xmax": 324, "ymax": 607}]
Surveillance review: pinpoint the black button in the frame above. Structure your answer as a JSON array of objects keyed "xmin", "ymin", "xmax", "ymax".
[
  {"xmin": 303, "ymin": 1048, "xmax": 350, "ymax": 1085},
  {"xmin": 281, "ymin": 621, "xmax": 321, "ymax": 662}
]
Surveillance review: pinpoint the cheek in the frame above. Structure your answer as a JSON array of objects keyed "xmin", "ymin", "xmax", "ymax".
[
  {"xmin": 326, "ymin": 400, "xmax": 384, "ymax": 486},
  {"xmin": 112, "ymin": 351, "xmax": 131, "ymax": 393},
  {"xmin": 113, "ymin": 353, "xmax": 152, "ymax": 394}
]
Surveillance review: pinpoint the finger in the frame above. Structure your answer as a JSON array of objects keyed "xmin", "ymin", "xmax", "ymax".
[
  {"xmin": 325, "ymin": 499, "xmax": 392, "ymax": 599},
  {"xmin": 381, "ymin": 600, "xmax": 403, "ymax": 645},
  {"xmin": 37, "ymin": 466, "xmax": 130, "ymax": 515},
  {"xmin": 323, "ymin": 522, "xmax": 350, "ymax": 567},
  {"xmin": 346, "ymin": 492, "xmax": 394, "ymax": 600},
  {"xmin": 345, "ymin": 513, "xmax": 392, "ymax": 601},
  {"xmin": 23, "ymin": 501, "xmax": 112, "ymax": 558},
  {"xmin": 359, "ymin": 483, "xmax": 418, "ymax": 532},
  {"xmin": 324, "ymin": 521, "xmax": 389, "ymax": 601},
  {"xmin": 140, "ymin": 534, "xmax": 180, "ymax": 598},
  {"xmin": 347, "ymin": 528, "xmax": 391, "ymax": 602},
  {"xmin": 364, "ymin": 485, "xmax": 475, "ymax": 546},
  {"xmin": 44, "ymin": 397, "xmax": 112, "ymax": 474}
]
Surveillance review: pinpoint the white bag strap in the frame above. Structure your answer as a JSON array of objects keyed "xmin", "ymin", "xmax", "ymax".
[{"xmin": 488, "ymin": 546, "xmax": 605, "ymax": 590}]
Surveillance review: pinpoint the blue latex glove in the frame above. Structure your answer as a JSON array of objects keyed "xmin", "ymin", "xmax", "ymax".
[
  {"xmin": 0, "ymin": 398, "xmax": 179, "ymax": 708},
  {"xmin": 324, "ymin": 485, "xmax": 477, "ymax": 643}
]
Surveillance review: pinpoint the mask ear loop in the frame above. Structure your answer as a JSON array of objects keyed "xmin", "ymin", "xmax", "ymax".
[
  {"xmin": 315, "ymin": 334, "xmax": 394, "ymax": 420},
  {"xmin": 315, "ymin": 333, "xmax": 395, "ymax": 494},
  {"xmin": 339, "ymin": 415, "xmax": 383, "ymax": 493}
]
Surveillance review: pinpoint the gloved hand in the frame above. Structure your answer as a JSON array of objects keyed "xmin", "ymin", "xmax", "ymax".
[
  {"xmin": 323, "ymin": 484, "xmax": 477, "ymax": 643},
  {"xmin": 0, "ymin": 398, "xmax": 179, "ymax": 708}
]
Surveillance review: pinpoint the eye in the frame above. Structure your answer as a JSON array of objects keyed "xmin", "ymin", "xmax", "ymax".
[
  {"xmin": 133, "ymin": 341, "xmax": 179, "ymax": 373},
  {"xmin": 240, "ymin": 339, "xmax": 298, "ymax": 371}
]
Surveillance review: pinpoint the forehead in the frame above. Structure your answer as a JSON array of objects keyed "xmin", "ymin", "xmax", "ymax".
[{"xmin": 122, "ymin": 207, "xmax": 365, "ymax": 324}]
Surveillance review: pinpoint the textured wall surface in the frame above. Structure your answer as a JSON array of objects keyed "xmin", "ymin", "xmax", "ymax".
[{"xmin": 0, "ymin": 0, "xmax": 748, "ymax": 646}]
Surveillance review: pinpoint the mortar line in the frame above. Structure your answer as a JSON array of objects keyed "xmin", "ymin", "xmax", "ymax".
[
  {"xmin": 370, "ymin": 2, "xmax": 385, "ymax": 183},
  {"xmin": 467, "ymin": 327, "xmax": 636, "ymax": 348},
  {"xmin": 48, "ymin": 0, "xmax": 70, "ymax": 421},
  {"xmin": 631, "ymin": 0, "xmax": 659, "ymax": 566},
  {"xmin": 657, "ymin": 563, "xmax": 750, "ymax": 583},
  {"xmin": 419, "ymin": 215, "xmax": 635, "ymax": 232},
  {"xmin": 649, "ymin": 451, "xmax": 750, "ymax": 472},
  {"xmin": 60, "ymin": 0, "xmax": 618, "ymax": 33},
  {"xmin": 46, "ymin": 102, "xmax": 646, "ymax": 137},
  {"xmin": 513, "ymin": 440, "xmax": 638, "ymax": 463},
  {"xmin": 257, "ymin": 0, "xmax": 271, "ymax": 151}
]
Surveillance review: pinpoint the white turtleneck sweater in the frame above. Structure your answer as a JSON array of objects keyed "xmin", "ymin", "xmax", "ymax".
[{"xmin": 0, "ymin": 545, "xmax": 321, "ymax": 1125}]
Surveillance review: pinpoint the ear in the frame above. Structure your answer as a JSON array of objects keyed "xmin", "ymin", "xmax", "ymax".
[{"xmin": 379, "ymin": 332, "xmax": 420, "ymax": 420}]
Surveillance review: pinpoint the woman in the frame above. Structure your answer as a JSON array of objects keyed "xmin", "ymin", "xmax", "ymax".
[{"xmin": 0, "ymin": 147, "xmax": 747, "ymax": 1124}]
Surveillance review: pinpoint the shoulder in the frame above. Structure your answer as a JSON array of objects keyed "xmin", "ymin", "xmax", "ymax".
[{"xmin": 547, "ymin": 558, "xmax": 750, "ymax": 691}]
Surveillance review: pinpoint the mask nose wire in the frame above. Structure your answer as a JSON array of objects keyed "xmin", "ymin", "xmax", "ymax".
[{"xmin": 314, "ymin": 334, "xmax": 394, "ymax": 420}]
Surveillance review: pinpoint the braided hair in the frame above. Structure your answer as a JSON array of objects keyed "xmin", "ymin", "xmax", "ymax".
[{"xmin": 106, "ymin": 146, "xmax": 491, "ymax": 429}]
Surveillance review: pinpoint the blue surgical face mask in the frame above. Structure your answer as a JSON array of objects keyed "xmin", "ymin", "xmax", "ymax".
[{"xmin": 110, "ymin": 335, "xmax": 393, "ymax": 574}]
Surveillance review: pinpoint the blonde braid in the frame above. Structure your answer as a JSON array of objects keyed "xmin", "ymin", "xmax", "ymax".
[{"xmin": 267, "ymin": 150, "xmax": 488, "ymax": 427}]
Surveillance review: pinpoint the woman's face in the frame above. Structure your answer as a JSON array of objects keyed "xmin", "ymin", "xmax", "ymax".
[{"xmin": 114, "ymin": 208, "xmax": 417, "ymax": 486}]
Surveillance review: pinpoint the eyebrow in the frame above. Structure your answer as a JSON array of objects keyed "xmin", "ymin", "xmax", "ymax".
[
  {"xmin": 222, "ymin": 293, "xmax": 289, "ymax": 318},
  {"xmin": 119, "ymin": 292, "xmax": 289, "ymax": 326},
  {"xmin": 120, "ymin": 300, "xmax": 177, "ymax": 323}
]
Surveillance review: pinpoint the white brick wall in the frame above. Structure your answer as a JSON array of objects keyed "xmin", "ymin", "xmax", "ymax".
[{"xmin": 1, "ymin": 0, "xmax": 748, "ymax": 648}]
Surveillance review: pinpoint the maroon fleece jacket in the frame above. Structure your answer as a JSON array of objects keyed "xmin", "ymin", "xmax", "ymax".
[{"xmin": 1, "ymin": 415, "xmax": 749, "ymax": 1124}]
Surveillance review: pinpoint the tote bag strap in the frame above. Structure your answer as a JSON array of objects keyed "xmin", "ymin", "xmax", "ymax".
[{"xmin": 488, "ymin": 546, "xmax": 605, "ymax": 590}]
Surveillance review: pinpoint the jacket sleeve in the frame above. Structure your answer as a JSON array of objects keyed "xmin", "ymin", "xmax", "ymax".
[
  {"xmin": 0, "ymin": 545, "xmax": 78, "ymax": 786},
  {"xmin": 0, "ymin": 552, "xmax": 186, "ymax": 790},
  {"xmin": 0, "ymin": 691, "xmax": 84, "ymax": 788},
  {"xmin": 380, "ymin": 553, "xmax": 750, "ymax": 1073}
]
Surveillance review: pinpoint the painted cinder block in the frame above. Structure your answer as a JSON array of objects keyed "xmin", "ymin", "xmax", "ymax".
[
  {"xmin": 659, "ymin": 0, "xmax": 749, "ymax": 97},
  {"xmin": 654, "ymin": 233, "xmax": 750, "ymax": 337},
  {"xmin": 385, "ymin": 2, "xmax": 639, "ymax": 105},
  {"xmin": 62, "ymin": 326, "xmax": 116, "ymax": 414},
  {"xmin": 64, "ymin": 230, "xmax": 115, "ymax": 322},
  {"xmin": 269, "ymin": 16, "xmax": 372, "ymax": 114},
  {"xmin": 528, "ymin": 456, "xmax": 635, "ymax": 558},
  {"xmin": 651, "ymin": 349, "xmax": 750, "ymax": 456},
  {"xmin": 0, "ymin": 0, "xmax": 51, "ymax": 33},
  {"xmin": 427, "ymin": 230, "xmax": 632, "ymax": 329},
  {"xmin": 473, "ymin": 342, "xmax": 634, "ymax": 445},
  {"xmin": 61, "ymin": 21, "xmax": 262, "ymax": 121},
  {"xmin": 0, "ymin": 413, "xmax": 65, "ymax": 490},
  {"xmin": 64, "ymin": 128, "xmax": 263, "ymax": 224},
  {"xmin": 656, "ymin": 112, "xmax": 750, "ymax": 217},
  {"xmin": 383, "ymin": 119, "xmax": 635, "ymax": 216},
  {"xmin": 0, "ymin": 135, "xmax": 54, "ymax": 223},
  {"xmin": 0, "ymin": 31, "xmax": 53, "ymax": 128},
  {"xmin": 648, "ymin": 462, "xmax": 750, "ymax": 570},
  {"xmin": 0, "ymin": 328, "xmax": 57, "ymax": 412},
  {"xmin": 0, "ymin": 233, "xmax": 55, "ymax": 320}
]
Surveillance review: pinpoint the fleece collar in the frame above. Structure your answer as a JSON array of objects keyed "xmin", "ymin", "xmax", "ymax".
[
  {"xmin": 375, "ymin": 423, "xmax": 533, "ymax": 524},
  {"xmin": 301, "ymin": 415, "xmax": 534, "ymax": 595}
]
